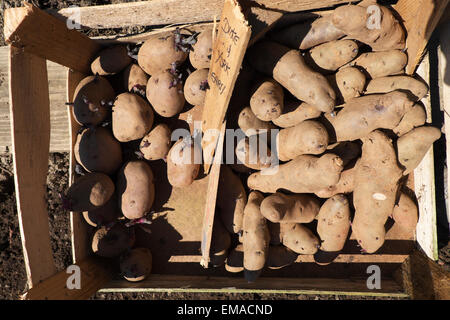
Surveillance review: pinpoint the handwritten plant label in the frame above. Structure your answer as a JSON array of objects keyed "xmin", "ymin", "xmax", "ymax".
[{"xmin": 201, "ymin": 0, "xmax": 251, "ymax": 173}]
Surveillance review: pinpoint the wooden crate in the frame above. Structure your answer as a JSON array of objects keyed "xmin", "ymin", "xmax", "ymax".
[{"xmin": 4, "ymin": 0, "xmax": 449, "ymax": 300}]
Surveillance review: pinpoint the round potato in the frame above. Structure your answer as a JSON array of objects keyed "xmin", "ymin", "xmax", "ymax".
[
  {"xmin": 184, "ymin": 68, "xmax": 209, "ymax": 106},
  {"xmin": 120, "ymin": 247, "xmax": 153, "ymax": 282},
  {"xmin": 167, "ymin": 138, "xmax": 201, "ymax": 188},
  {"xmin": 92, "ymin": 223, "xmax": 135, "ymax": 258},
  {"xmin": 72, "ymin": 75, "xmax": 115, "ymax": 126},
  {"xmin": 189, "ymin": 29, "xmax": 213, "ymax": 69},
  {"xmin": 139, "ymin": 124, "xmax": 172, "ymax": 161},
  {"xmin": 91, "ymin": 45, "xmax": 133, "ymax": 76},
  {"xmin": 238, "ymin": 106, "xmax": 276, "ymax": 136},
  {"xmin": 250, "ymin": 80, "xmax": 284, "ymax": 121},
  {"xmin": 146, "ymin": 70, "xmax": 186, "ymax": 117},
  {"xmin": 112, "ymin": 92, "xmax": 154, "ymax": 142},
  {"xmin": 74, "ymin": 127, "xmax": 123, "ymax": 175},
  {"xmin": 123, "ymin": 63, "xmax": 149, "ymax": 95}
]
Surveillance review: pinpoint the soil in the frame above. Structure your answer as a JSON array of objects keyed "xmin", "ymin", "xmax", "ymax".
[{"xmin": 0, "ymin": 0, "xmax": 449, "ymax": 301}]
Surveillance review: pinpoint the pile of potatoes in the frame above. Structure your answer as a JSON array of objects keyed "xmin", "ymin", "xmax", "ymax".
[
  {"xmin": 63, "ymin": 28, "xmax": 214, "ymax": 282},
  {"xmin": 209, "ymin": 3, "xmax": 442, "ymax": 282}
]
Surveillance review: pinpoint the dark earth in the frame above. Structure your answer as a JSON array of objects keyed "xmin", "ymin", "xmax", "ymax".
[{"xmin": 0, "ymin": 0, "xmax": 449, "ymax": 300}]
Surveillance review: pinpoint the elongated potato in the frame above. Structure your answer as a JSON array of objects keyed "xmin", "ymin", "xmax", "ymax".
[
  {"xmin": 112, "ymin": 92, "xmax": 154, "ymax": 142},
  {"xmin": 217, "ymin": 166, "xmax": 247, "ymax": 235},
  {"xmin": 225, "ymin": 244, "xmax": 244, "ymax": 273},
  {"xmin": 139, "ymin": 124, "xmax": 172, "ymax": 161},
  {"xmin": 138, "ymin": 34, "xmax": 188, "ymax": 75},
  {"xmin": 92, "ymin": 223, "xmax": 135, "ymax": 258},
  {"xmin": 210, "ymin": 217, "xmax": 232, "ymax": 267},
  {"xmin": 250, "ymin": 80, "xmax": 284, "ymax": 121},
  {"xmin": 393, "ymin": 104, "xmax": 427, "ymax": 136},
  {"xmin": 267, "ymin": 246, "xmax": 298, "ymax": 270},
  {"xmin": 315, "ymin": 162, "xmax": 358, "ymax": 198},
  {"xmin": 392, "ymin": 193, "xmax": 418, "ymax": 235},
  {"xmin": 351, "ymin": 50, "xmax": 407, "ymax": 79},
  {"xmin": 397, "ymin": 126, "xmax": 441, "ymax": 175},
  {"xmin": 272, "ymin": 101, "xmax": 322, "ymax": 128},
  {"xmin": 260, "ymin": 192, "xmax": 320, "ymax": 223},
  {"xmin": 117, "ymin": 161, "xmax": 155, "ymax": 220},
  {"xmin": 75, "ymin": 127, "xmax": 123, "ymax": 175},
  {"xmin": 167, "ymin": 138, "xmax": 201, "ymax": 187},
  {"xmin": 334, "ymin": 67, "xmax": 366, "ymax": 102},
  {"xmin": 120, "ymin": 247, "xmax": 152, "ymax": 282},
  {"xmin": 365, "ymin": 76, "xmax": 429, "ymax": 101},
  {"xmin": 82, "ymin": 193, "xmax": 121, "ymax": 227},
  {"xmin": 316, "ymin": 194, "xmax": 351, "ymax": 253},
  {"xmin": 72, "ymin": 75, "xmax": 115, "ymax": 126},
  {"xmin": 352, "ymin": 130, "xmax": 403, "ymax": 253},
  {"xmin": 123, "ymin": 63, "xmax": 149, "ymax": 95},
  {"xmin": 184, "ymin": 68, "xmax": 209, "ymax": 106},
  {"xmin": 329, "ymin": 91, "xmax": 414, "ymax": 141},
  {"xmin": 279, "ymin": 223, "xmax": 319, "ymax": 254},
  {"xmin": 189, "ymin": 29, "xmax": 213, "ymax": 69},
  {"xmin": 248, "ymin": 41, "xmax": 336, "ymax": 113},
  {"xmin": 243, "ymin": 191, "xmax": 270, "ymax": 282},
  {"xmin": 307, "ymin": 40, "xmax": 359, "ymax": 72},
  {"xmin": 235, "ymin": 135, "xmax": 273, "ymax": 170},
  {"xmin": 248, "ymin": 153, "xmax": 344, "ymax": 194},
  {"xmin": 146, "ymin": 70, "xmax": 186, "ymax": 117},
  {"xmin": 238, "ymin": 106, "xmax": 277, "ymax": 136},
  {"xmin": 273, "ymin": 15, "xmax": 345, "ymax": 50},
  {"xmin": 91, "ymin": 45, "xmax": 132, "ymax": 76},
  {"xmin": 277, "ymin": 120, "xmax": 329, "ymax": 161}
]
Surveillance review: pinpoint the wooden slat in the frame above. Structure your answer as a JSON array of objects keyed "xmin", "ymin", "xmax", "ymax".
[
  {"xmin": 393, "ymin": 0, "xmax": 450, "ymax": 74},
  {"xmin": 23, "ymin": 256, "xmax": 113, "ymax": 300},
  {"xmin": 414, "ymin": 54, "xmax": 439, "ymax": 261},
  {"xmin": 9, "ymin": 46, "xmax": 56, "ymax": 288},
  {"xmin": 99, "ymin": 274, "xmax": 408, "ymax": 297},
  {"xmin": 51, "ymin": 0, "xmax": 354, "ymax": 30},
  {"xmin": 4, "ymin": 3, "xmax": 101, "ymax": 73}
]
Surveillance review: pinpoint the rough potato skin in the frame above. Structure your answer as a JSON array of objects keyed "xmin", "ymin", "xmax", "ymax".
[
  {"xmin": 184, "ymin": 68, "xmax": 209, "ymax": 106},
  {"xmin": 167, "ymin": 138, "xmax": 201, "ymax": 188},
  {"xmin": 393, "ymin": 104, "xmax": 427, "ymax": 136},
  {"xmin": 65, "ymin": 172, "xmax": 114, "ymax": 212},
  {"xmin": 277, "ymin": 120, "xmax": 329, "ymax": 161},
  {"xmin": 225, "ymin": 244, "xmax": 244, "ymax": 273},
  {"xmin": 392, "ymin": 193, "xmax": 418, "ymax": 235},
  {"xmin": 73, "ymin": 75, "xmax": 115, "ymax": 126},
  {"xmin": 279, "ymin": 223, "xmax": 319, "ymax": 254},
  {"xmin": 210, "ymin": 217, "xmax": 232, "ymax": 267},
  {"xmin": 334, "ymin": 67, "xmax": 366, "ymax": 102},
  {"xmin": 243, "ymin": 191, "xmax": 270, "ymax": 282},
  {"xmin": 248, "ymin": 153, "xmax": 344, "ymax": 194},
  {"xmin": 120, "ymin": 248, "xmax": 153, "ymax": 282},
  {"xmin": 397, "ymin": 126, "xmax": 442, "ymax": 175},
  {"xmin": 332, "ymin": 4, "xmax": 405, "ymax": 51},
  {"xmin": 352, "ymin": 130, "xmax": 403, "ymax": 253},
  {"xmin": 146, "ymin": 70, "xmax": 186, "ymax": 117},
  {"xmin": 217, "ymin": 166, "xmax": 247, "ymax": 235},
  {"xmin": 316, "ymin": 194, "xmax": 351, "ymax": 252},
  {"xmin": 260, "ymin": 192, "xmax": 320, "ymax": 223},
  {"xmin": 189, "ymin": 29, "xmax": 213, "ymax": 69},
  {"xmin": 315, "ymin": 162, "xmax": 358, "ymax": 198},
  {"xmin": 330, "ymin": 91, "xmax": 414, "ymax": 141},
  {"xmin": 82, "ymin": 193, "xmax": 121, "ymax": 227},
  {"xmin": 123, "ymin": 63, "xmax": 149, "ymax": 95},
  {"xmin": 138, "ymin": 34, "xmax": 188, "ymax": 75},
  {"xmin": 273, "ymin": 101, "xmax": 322, "ymax": 128},
  {"xmin": 238, "ymin": 106, "xmax": 276, "ymax": 135},
  {"xmin": 351, "ymin": 50, "xmax": 407, "ymax": 79},
  {"xmin": 250, "ymin": 80, "xmax": 284, "ymax": 121},
  {"xmin": 235, "ymin": 135, "xmax": 273, "ymax": 170},
  {"xmin": 92, "ymin": 223, "xmax": 135, "ymax": 258},
  {"xmin": 274, "ymin": 15, "xmax": 345, "ymax": 50},
  {"xmin": 308, "ymin": 40, "xmax": 359, "ymax": 72},
  {"xmin": 247, "ymin": 41, "xmax": 336, "ymax": 113},
  {"xmin": 139, "ymin": 124, "xmax": 172, "ymax": 161},
  {"xmin": 267, "ymin": 246, "xmax": 298, "ymax": 270},
  {"xmin": 91, "ymin": 45, "xmax": 133, "ymax": 76},
  {"xmin": 112, "ymin": 92, "xmax": 154, "ymax": 142},
  {"xmin": 365, "ymin": 76, "xmax": 429, "ymax": 101},
  {"xmin": 74, "ymin": 127, "xmax": 123, "ymax": 175},
  {"xmin": 117, "ymin": 161, "xmax": 155, "ymax": 220}
]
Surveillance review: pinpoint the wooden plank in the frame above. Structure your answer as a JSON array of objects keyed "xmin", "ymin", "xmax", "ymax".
[
  {"xmin": 0, "ymin": 46, "xmax": 71, "ymax": 152},
  {"xmin": 9, "ymin": 46, "xmax": 56, "ymax": 288},
  {"xmin": 51, "ymin": 0, "xmax": 354, "ymax": 30},
  {"xmin": 393, "ymin": 0, "xmax": 450, "ymax": 74},
  {"xmin": 201, "ymin": 0, "xmax": 251, "ymax": 173},
  {"xmin": 23, "ymin": 256, "xmax": 113, "ymax": 300},
  {"xmin": 200, "ymin": 122, "xmax": 226, "ymax": 268},
  {"xmin": 414, "ymin": 54, "xmax": 439, "ymax": 261},
  {"xmin": 438, "ymin": 21, "xmax": 450, "ymax": 227},
  {"xmin": 4, "ymin": 3, "xmax": 101, "ymax": 73},
  {"xmin": 99, "ymin": 274, "xmax": 408, "ymax": 297}
]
